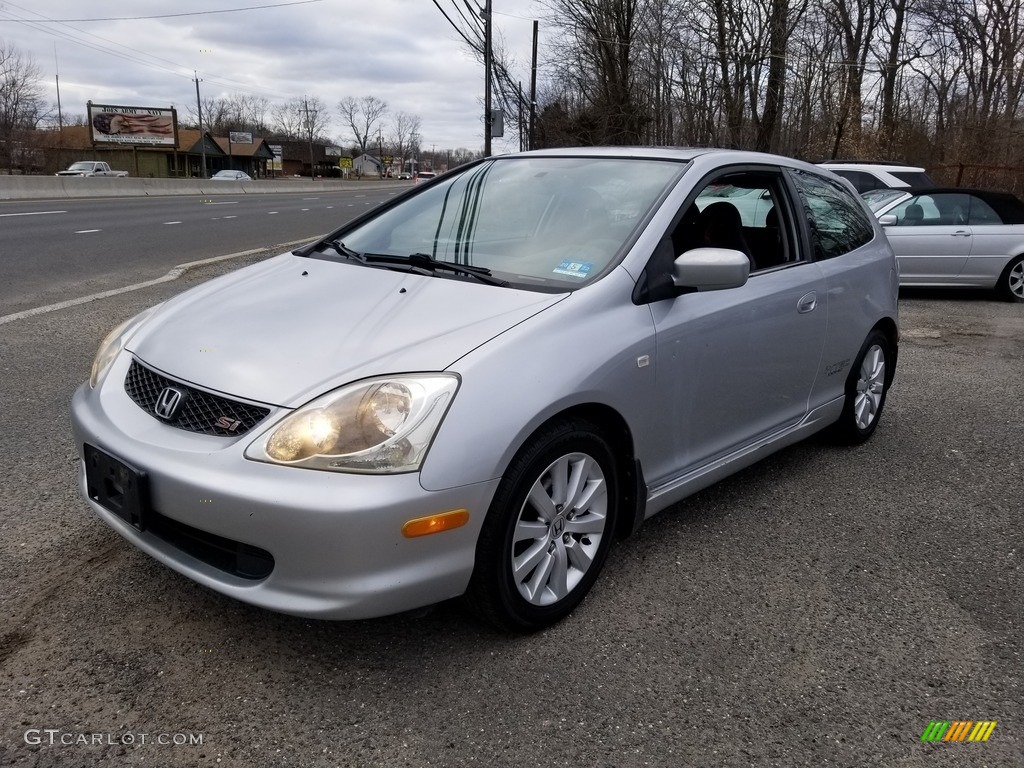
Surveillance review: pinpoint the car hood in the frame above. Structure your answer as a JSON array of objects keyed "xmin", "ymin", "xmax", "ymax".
[{"xmin": 126, "ymin": 253, "xmax": 565, "ymax": 407}]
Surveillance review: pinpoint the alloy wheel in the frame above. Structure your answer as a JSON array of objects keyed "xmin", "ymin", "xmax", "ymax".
[
  {"xmin": 510, "ymin": 452, "xmax": 608, "ymax": 606},
  {"xmin": 854, "ymin": 344, "xmax": 886, "ymax": 431}
]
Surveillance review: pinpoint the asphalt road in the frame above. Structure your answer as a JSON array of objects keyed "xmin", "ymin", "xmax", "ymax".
[
  {"xmin": 0, "ymin": 254, "xmax": 1021, "ymax": 766},
  {"xmin": 0, "ymin": 186, "xmax": 405, "ymax": 316}
]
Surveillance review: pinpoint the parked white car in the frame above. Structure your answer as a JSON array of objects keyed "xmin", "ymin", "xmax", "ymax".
[{"xmin": 818, "ymin": 162, "xmax": 934, "ymax": 193}]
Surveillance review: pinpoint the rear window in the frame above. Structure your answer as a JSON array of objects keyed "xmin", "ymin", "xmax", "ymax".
[{"xmin": 890, "ymin": 171, "xmax": 935, "ymax": 187}]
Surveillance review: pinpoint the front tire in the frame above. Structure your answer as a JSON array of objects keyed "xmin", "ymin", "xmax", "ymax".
[
  {"xmin": 467, "ymin": 418, "xmax": 618, "ymax": 632},
  {"xmin": 996, "ymin": 255, "xmax": 1024, "ymax": 302},
  {"xmin": 833, "ymin": 331, "xmax": 892, "ymax": 444}
]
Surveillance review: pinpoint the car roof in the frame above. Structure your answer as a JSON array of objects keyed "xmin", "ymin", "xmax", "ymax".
[
  {"xmin": 508, "ymin": 146, "xmax": 828, "ymax": 173},
  {"xmin": 819, "ymin": 160, "xmax": 923, "ymax": 169}
]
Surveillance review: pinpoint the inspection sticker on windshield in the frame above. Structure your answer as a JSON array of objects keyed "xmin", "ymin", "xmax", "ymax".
[{"xmin": 553, "ymin": 261, "xmax": 593, "ymax": 278}]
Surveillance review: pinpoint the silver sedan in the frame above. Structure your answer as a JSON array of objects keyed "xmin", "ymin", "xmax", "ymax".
[
  {"xmin": 71, "ymin": 148, "xmax": 899, "ymax": 631},
  {"xmin": 866, "ymin": 187, "xmax": 1024, "ymax": 301}
]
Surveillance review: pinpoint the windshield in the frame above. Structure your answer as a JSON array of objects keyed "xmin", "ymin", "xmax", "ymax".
[
  {"xmin": 862, "ymin": 188, "xmax": 907, "ymax": 212},
  {"xmin": 337, "ymin": 156, "xmax": 684, "ymax": 290},
  {"xmin": 67, "ymin": 162, "xmax": 93, "ymax": 170}
]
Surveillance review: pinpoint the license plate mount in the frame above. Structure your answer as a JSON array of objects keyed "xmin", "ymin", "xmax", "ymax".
[{"xmin": 83, "ymin": 444, "xmax": 150, "ymax": 531}]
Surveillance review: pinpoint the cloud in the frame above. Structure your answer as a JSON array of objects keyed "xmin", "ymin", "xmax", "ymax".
[{"xmin": 3, "ymin": 0, "xmax": 543, "ymax": 150}]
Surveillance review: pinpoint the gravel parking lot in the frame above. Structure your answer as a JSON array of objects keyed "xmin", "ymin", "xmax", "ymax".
[{"xmin": 1, "ymin": 258, "xmax": 1021, "ymax": 767}]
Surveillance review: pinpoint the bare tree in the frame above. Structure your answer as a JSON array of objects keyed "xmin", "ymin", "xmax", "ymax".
[
  {"xmin": 542, "ymin": 0, "xmax": 647, "ymax": 145},
  {"xmin": 270, "ymin": 96, "xmax": 329, "ymax": 142},
  {"xmin": 0, "ymin": 42, "xmax": 47, "ymax": 173},
  {"xmin": 338, "ymin": 95, "xmax": 388, "ymax": 156},
  {"xmin": 389, "ymin": 111, "xmax": 422, "ymax": 170}
]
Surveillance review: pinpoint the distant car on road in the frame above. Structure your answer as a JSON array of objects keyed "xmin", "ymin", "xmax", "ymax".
[
  {"xmin": 869, "ymin": 187, "xmax": 1024, "ymax": 301},
  {"xmin": 56, "ymin": 161, "xmax": 128, "ymax": 178},
  {"xmin": 210, "ymin": 170, "xmax": 252, "ymax": 181},
  {"xmin": 818, "ymin": 161, "xmax": 934, "ymax": 193},
  {"xmin": 71, "ymin": 147, "xmax": 899, "ymax": 631},
  {"xmin": 398, "ymin": 172, "xmax": 412, "ymax": 180},
  {"xmin": 417, "ymin": 171, "xmax": 437, "ymax": 181}
]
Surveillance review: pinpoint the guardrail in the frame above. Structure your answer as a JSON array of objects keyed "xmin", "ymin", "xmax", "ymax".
[{"xmin": 0, "ymin": 177, "xmax": 401, "ymax": 201}]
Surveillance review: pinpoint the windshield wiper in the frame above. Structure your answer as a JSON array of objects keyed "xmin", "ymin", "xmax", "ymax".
[
  {"xmin": 323, "ymin": 239, "xmax": 365, "ymax": 262},
  {"xmin": 405, "ymin": 253, "xmax": 508, "ymax": 286},
  {"xmin": 317, "ymin": 242, "xmax": 507, "ymax": 286}
]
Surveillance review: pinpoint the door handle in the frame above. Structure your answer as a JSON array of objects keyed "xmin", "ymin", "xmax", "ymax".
[
  {"xmin": 950, "ymin": 230, "xmax": 971, "ymax": 237},
  {"xmin": 797, "ymin": 291, "xmax": 817, "ymax": 313}
]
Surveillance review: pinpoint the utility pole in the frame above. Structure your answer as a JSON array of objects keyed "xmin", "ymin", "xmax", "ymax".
[
  {"xmin": 301, "ymin": 97, "xmax": 316, "ymax": 178},
  {"xmin": 194, "ymin": 71, "xmax": 207, "ymax": 178},
  {"xmin": 482, "ymin": 0, "xmax": 493, "ymax": 157},
  {"xmin": 54, "ymin": 44, "xmax": 63, "ymax": 131},
  {"xmin": 530, "ymin": 20, "xmax": 538, "ymax": 151},
  {"xmin": 518, "ymin": 82, "xmax": 524, "ymax": 151}
]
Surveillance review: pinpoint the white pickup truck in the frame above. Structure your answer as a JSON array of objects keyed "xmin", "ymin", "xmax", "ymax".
[{"xmin": 56, "ymin": 161, "xmax": 129, "ymax": 178}]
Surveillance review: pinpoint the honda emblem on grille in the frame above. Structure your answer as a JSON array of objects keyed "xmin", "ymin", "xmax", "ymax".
[{"xmin": 154, "ymin": 387, "xmax": 185, "ymax": 420}]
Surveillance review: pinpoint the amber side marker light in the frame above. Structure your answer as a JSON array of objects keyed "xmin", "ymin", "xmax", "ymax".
[{"xmin": 402, "ymin": 509, "xmax": 470, "ymax": 538}]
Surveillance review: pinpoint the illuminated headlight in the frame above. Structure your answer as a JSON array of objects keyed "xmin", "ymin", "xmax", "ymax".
[
  {"xmin": 246, "ymin": 374, "xmax": 459, "ymax": 474},
  {"xmin": 89, "ymin": 305, "xmax": 161, "ymax": 388}
]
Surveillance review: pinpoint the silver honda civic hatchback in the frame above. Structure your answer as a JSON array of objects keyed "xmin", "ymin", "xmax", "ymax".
[{"xmin": 71, "ymin": 148, "xmax": 899, "ymax": 631}]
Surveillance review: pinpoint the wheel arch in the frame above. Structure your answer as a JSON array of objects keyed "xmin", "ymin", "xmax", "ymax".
[
  {"xmin": 508, "ymin": 403, "xmax": 646, "ymax": 542},
  {"xmin": 996, "ymin": 253, "xmax": 1024, "ymax": 301},
  {"xmin": 870, "ymin": 317, "xmax": 899, "ymax": 387}
]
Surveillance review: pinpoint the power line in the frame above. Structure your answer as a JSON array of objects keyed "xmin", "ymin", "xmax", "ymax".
[
  {"xmin": 431, "ymin": 0, "xmax": 481, "ymax": 52},
  {"xmin": 2, "ymin": 0, "xmax": 325, "ymax": 23}
]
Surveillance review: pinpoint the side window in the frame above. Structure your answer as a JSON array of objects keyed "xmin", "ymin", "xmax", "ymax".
[
  {"xmin": 669, "ymin": 171, "xmax": 797, "ymax": 273},
  {"xmin": 832, "ymin": 170, "xmax": 879, "ymax": 193},
  {"xmin": 888, "ymin": 195, "xmax": 936, "ymax": 226},
  {"xmin": 967, "ymin": 196, "xmax": 1002, "ymax": 225},
  {"xmin": 929, "ymin": 192, "xmax": 971, "ymax": 225},
  {"xmin": 790, "ymin": 169, "xmax": 874, "ymax": 260}
]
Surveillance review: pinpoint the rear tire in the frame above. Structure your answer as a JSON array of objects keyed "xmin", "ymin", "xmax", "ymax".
[
  {"xmin": 996, "ymin": 255, "xmax": 1024, "ymax": 302},
  {"xmin": 833, "ymin": 330, "xmax": 891, "ymax": 445},
  {"xmin": 467, "ymin": 418, "xmax": 618, "ymax": 632}
]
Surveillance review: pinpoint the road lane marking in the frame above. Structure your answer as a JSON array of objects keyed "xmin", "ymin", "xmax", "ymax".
[
  {"xmin": 268, "ymin": 211, "xmax": 279, "ymax": 214},
  {"xmin": 301, "ymin": 208, "xmax": 310, "ymax": 211},
  {"xmin": 164, "ymin": 221, "xmax": 182, "ymax": 225},
  {"xmin": 205, "ymin": 201, "xmax": 238, "ymax": 205},
  {"xmin": 0, "ymin": 210, "xmax": 67, "ymax": 217},
  {"xmin": 75, "ymin": 229, "xmax": 101, "ymax": 233},
  {"xmin": 0, "ymin": 235, "xmax": 323, "ymax": 326},
  {"xmin": 223, "ymin": 215, "xmax": 237, "ymax": 219}
]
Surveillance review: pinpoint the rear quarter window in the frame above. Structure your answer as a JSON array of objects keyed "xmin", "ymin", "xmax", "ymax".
[{"xmin": 790, "ymin": 169, "xmax": 875, "ymax": 260}]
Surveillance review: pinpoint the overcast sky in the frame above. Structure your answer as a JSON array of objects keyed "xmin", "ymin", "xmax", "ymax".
[{"xmin": 1, "ymin": 0, "xmax": 547, "ymax": 152}]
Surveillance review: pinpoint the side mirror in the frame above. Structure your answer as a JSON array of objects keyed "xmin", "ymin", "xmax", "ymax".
[
  {"xmin": 878, "ymin": 214, "xmax": 897, "ymax": 226},
  {"xmin": 672, "ymin": 248, "xmax": 750, "ymax": 292}
]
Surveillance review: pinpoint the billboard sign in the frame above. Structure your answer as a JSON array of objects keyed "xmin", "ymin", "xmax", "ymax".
[
  {"xmin": 229, "ymin": 131, "xmax": 253, "ymax": 144},
  {"xmin": 88, "ymin": 103, "xmax": 177, "ymax": 146}
]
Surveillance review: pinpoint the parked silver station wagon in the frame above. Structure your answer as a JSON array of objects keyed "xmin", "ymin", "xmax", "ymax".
[{"xmin": 71, "ymin": 148, "xmax": 899, "ymax": 631}]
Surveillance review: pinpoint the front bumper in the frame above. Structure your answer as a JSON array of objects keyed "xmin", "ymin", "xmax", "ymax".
[{"xmin": 69, "ymin": 360, "xmax": 499, "ymax": 620}]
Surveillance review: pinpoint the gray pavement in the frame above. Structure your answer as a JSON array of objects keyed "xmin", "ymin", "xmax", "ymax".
[{"xmin": 0, "ymin": 265, "xmax": 1021, "ymax": 767}]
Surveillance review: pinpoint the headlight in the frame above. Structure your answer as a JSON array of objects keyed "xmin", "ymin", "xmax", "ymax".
[
  {"xmin": 245, "ymin": 374, "xmax": 459, "ymax": 474},
  {"xmin": 89, "ymin": 305, "xmax": 160, "ymax": 388}
]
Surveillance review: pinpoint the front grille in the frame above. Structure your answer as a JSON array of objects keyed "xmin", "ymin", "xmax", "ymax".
[{"xmin": 125, "ymin": 359, "xmax": 270, "ymax": 437}]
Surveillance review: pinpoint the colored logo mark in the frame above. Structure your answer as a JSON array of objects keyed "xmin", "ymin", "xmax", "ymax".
[{"xmin": 920, "ymin": 721, "xmax": 997, "ymax": 742}]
